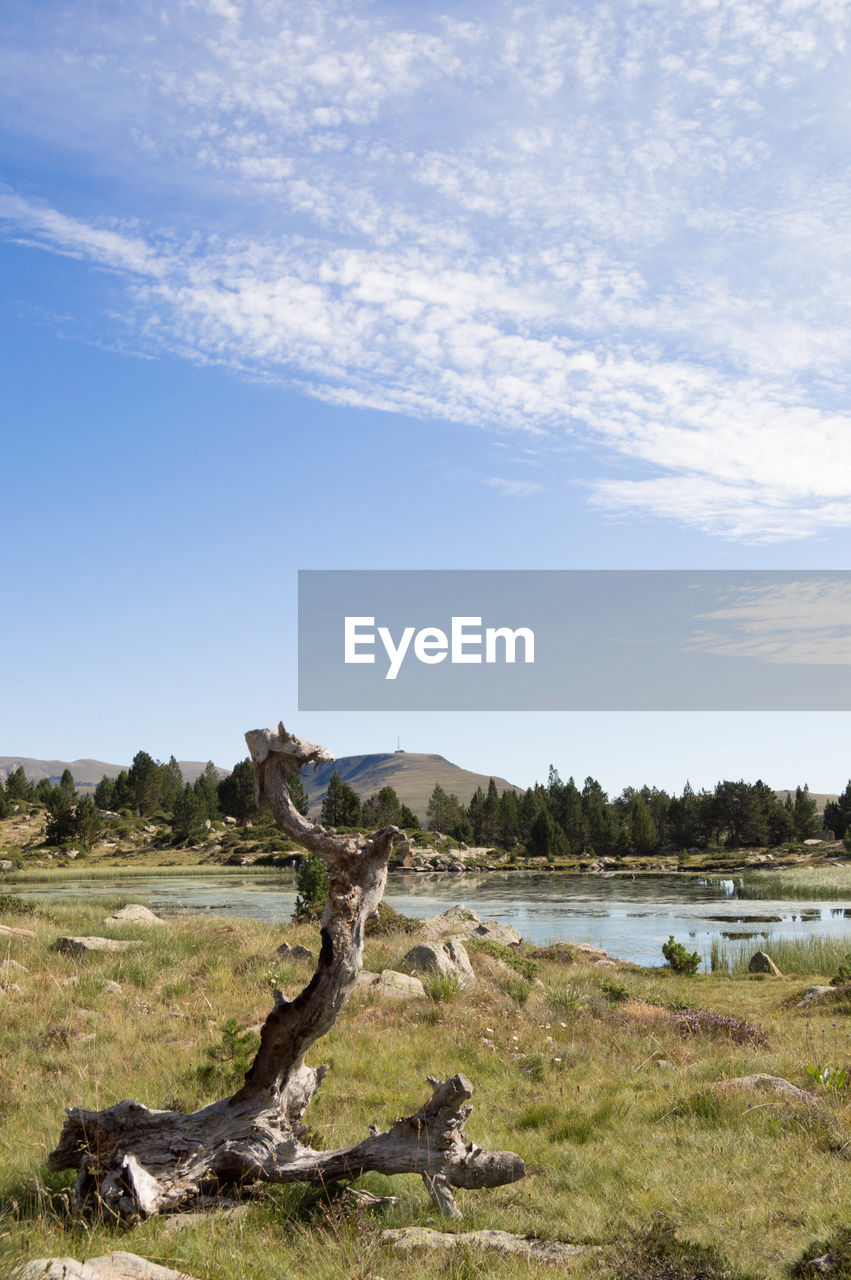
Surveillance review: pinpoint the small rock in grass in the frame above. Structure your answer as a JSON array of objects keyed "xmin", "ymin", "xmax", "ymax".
[
  {"xmin": 56, "ymin": 936, "xmax": 150, "ymax": 956},
  {"xmin": 276, "ymin": 942, "xmax": 315, "ymax": 961},
  {"xmin": 748, "ymin": 950, "xmax": 782, "ymax": 976},
  {"xmin": 102, "ymin": 904, "xmax": 165, "ymax": 927}
]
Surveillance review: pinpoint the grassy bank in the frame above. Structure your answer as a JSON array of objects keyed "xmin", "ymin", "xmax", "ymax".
[
  {"xmin": 0, "ymin": 892, "xmax": 849, "ymax": 1279},
  {"xmin": 709, "ymin": 933, "xmax": 851, "ymax": 977}
]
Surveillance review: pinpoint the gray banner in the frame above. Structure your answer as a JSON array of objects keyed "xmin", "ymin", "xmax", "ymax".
[{"xmin": 298, "ymin": 570, "xmax": 851, "ymax": 710}]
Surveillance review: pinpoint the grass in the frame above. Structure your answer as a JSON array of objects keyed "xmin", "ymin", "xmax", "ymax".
[
  {"xmin": 740, "ymin": 865, "xmax": 851, "ymax": 901},
  {"xmin": 0, "ymin": 894, "xmax": 850, "ymax": 1280},
  {"xmin": 708, "ymin": 934, "xmax": 851, "ymax": 977}
]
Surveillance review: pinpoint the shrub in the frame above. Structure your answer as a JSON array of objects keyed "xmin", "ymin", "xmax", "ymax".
[
  {"xmin": 364, "ymin": 901, "xmax": 419, "ymax": 936},
  {"xmin": 663, "ymin": 936, "xmax": 701, "ymax": 975},
  {"xmin": 293, "ymin": 853, "xmax": 328, "ymax": 921}
]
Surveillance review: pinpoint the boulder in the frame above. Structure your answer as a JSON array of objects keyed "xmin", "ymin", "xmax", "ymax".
[
  {"xmin": 56, "ymin": 937, "xmax": 150, "ymax": 956},
  {"xmin": 419, "ymin": 905, "xmax": 522, "ymax": 947},
  {"xmin": 16, "ymin": 1252, "xmax": 195, "ymax": 1279},
  {"xmin": 402, "ymin": 938, "xmax": 475, "ymax": 987},
  {"xmin": 748, "ymin": 951, "xmax": 782, "ymax": 976},
  {"xmin": 0, "ymin": 859, "xmax": 13, "ymax": 872},
  {"xmin": 0, "ymin": 923, "xmax": 35, "ymax": 940},
  {"xmin": 713, "ymin": 1074, "xmax": 819, "ymax": 1106},
  {"xmin": 381, "ymin": 1227, "xmax": 594, "ymax": 1266},
  {"xmin": 102, "ymin": 905, "xmax": 165, "ymax": 928},
  {"xmin": 276, "ymin": 942, "xmax": 315, "ymax": 961},
  {"xmin": 358, "ymin": 969, "xmax": 425, "ymax": 999},
  {"xmin": 0, "ymin": 958, "xmax": 29, "ymax": 973},
  {"xmin": 797, "ymin": 985, "xmax": 841, "ymax": 1007}
]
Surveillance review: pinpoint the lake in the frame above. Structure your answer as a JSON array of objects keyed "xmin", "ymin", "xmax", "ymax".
[{"xmin": 19, "ymin": 870, "xmax": 851, "ymax": 966}]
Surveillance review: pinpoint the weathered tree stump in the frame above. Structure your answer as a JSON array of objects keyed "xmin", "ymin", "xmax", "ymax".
[{"xmin": 48, "ymin": 723, "xmax": 524, "ymax": 1220}]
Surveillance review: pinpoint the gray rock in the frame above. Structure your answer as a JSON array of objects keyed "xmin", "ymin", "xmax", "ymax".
[
  {"xmin": 56, "ymin": 936, "xmax": 149, "ymax": 956},
  {"xmin": 748, "ymin": 950, "xmax": 782, "ymax": 976},
  {"xmin": 381, "ymin": 1227, "xmax": 594, "ymax": 1266},
  {"xmin": 797, "ymin": 984, "xmax": 842, "ymax": 1006},
  {"xmin": 102, "ymin": 904, "xmax": 165, "ymax": 928},
  {"xmin": 0, "ymin": 923, "xmax": 35, "ymax": 939},
  {"xmin": 16, "ymin": 1252, "xmax": 195, "ymax": 1279},
  {"xmin": 0, "ymin": 859, "xmax": 13, "ymax": 872},
  {"xmin": 223, "ymin": 816, "xmax": 237, "ymax": 825},
  {"xmin": 0, "ymin": 958, "xmax": 29, "ymax": 973},
  {"xmin": 713, "ymin": 1074, "xmax": 819, "ymax": 1106},
  {"xmin": 419, "ymin": 905, "xmax": 522, "ymax": 947},
  {"xmin": 65, "ymin": 849, "xmax": 79, "ymax": 859},
  {"xmin": 358, "ymin": 969, "xmax": 425, "ymax": 999},
  {"xmin": 402, "ymin": 939, "xmax": 475, "ymax": 987},
  {"xmin": 277, "ymin": 942, "xmax": 315, "ymax": 961}
]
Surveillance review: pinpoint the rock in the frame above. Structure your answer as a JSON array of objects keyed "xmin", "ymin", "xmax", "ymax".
[
  {"xmin": 575, "ymin": 943, "xmax": 608, "ymax": 960},
  {"xmin": 748, "ymin": 950, "xmax": 782, "ymax": 976},
  {"xmin": 419, "ymin": 905, "xmax": 522, "ymax": 947},
  {"xmin": 223, "ymin": 816, "xmax": 237, "ymax": 825},
  {"xmin": 0, "ymin": 923, "xmax": 35, "ymax": 940},
  {"xmin": 797, "ymin": 985, "xmax": 843, "ymax": 1006},
  {"xmin": 102, "ymin": 904, "xmax": 165, "ymax": 928},
  {"xmin": 101, "ymin": 979, "xmax": 123, "ymax": 995},
  {"xmin": 803, "ymin": 838, "xmax": 824, "ymax": 846},
  {"xmin": 66, "ymin": 849, "xmax": 79, "ymax": 859},
  {"xmin": 162, "ymin": 1205, "xmax": 250, "ymax": 1235},
  {"xmin": 2, "ymin": 982, "xmax": 24, "ymax": 994},
  {"xmin": 0, "ymin": 859, "xmax": 13, "ymax": 872},
  {"xmin": 97, "ymin": 810, "xmax": 119, "ymax": 819},
  {"xmin": 56, "ymin": 936, "xmax": 150, "ymax": 956},
  {"xmin": 16, "ymin": 1252, "xmax": 196, "ymax": 1279},
  {"xmin": 401, "ymin": 939, "xmax": 475, "ymax": 987},
  {"xmin": 0, "ymin": 958, "xmax": 29, "ymax": 973},
  {"xmin": 359, "ymin": 969, "xmax": 425, "ymax": 999},
  {"xmin": 277, "ymin": 942, "xmax": 315, "ymax": 961},
  {"xmin": 381, "ymin": 1227, "xmax": 594, "ymax": 1266},
  {"xmin": 713, "ymin": 1074, "xmax": 819, "ymax": 1106}
]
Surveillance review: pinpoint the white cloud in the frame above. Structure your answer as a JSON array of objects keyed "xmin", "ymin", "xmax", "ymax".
[
  {"xmin": 688, "ymin": 578, "xmax": 851, "ymax": 663},
  {"xmin": 2, "ymin": 0, "xmax": 851, "ymax": 541}
]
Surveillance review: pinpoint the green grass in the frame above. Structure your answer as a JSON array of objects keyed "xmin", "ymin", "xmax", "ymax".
[
  {"xmin": 708, "ymin": 934, "xmax": 851, "ymax": 977},
  {"xmin": 740, "ymin": 864, "xmax": 851, "ymax": 901},
  {"xmin": 0, "ymin": 896, "xmax": 849, "ymax": 1280}
]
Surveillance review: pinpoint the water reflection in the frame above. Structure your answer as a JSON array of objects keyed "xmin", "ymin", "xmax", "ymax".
[{"xmin": 17, "ymin": 870, "xmax": 851, "ymax": 967}]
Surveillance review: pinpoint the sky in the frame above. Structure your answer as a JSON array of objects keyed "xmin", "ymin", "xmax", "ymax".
[{"xmin": 2, "ymin": 0, "xmax": 851, "ymax": 795}]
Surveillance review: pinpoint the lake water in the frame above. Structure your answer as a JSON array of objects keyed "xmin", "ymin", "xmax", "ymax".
[{"xmin": 19, "ymin": 871, "xmax": 851, "ymax": 966}]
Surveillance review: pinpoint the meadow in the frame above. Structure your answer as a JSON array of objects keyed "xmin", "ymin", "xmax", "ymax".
[{"xmin": 0, "ymin": 891, "xmax": 849, "ymax": 1279}]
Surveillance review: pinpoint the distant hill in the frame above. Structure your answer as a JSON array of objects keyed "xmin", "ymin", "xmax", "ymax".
[
  {"xmin": 0, "ymin": 756, "xmax": 227, "ymax": 794},
  {"xmin": 301, "ymin": 752, "xmax": 523, "ymax": 822},
  {"xmin": 774, "ymin": 790, "xmax": 837, "ymax": 817}
]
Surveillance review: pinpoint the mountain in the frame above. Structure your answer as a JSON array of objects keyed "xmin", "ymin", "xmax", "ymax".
[
  {"xmin": 301, "ymin": 751, "xmax": 523, "ymax": 821},
  {"xmin": 0, "ymin": 756, "xmax": 226, "ymax": 793}
]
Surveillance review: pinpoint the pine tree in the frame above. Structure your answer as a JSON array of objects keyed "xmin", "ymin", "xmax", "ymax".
[
  {"xmin": 94, "ymin": 775, "xmax": 116, "ymax": 811},
  {"xmin": 398, "ymin": 803, "xmax": 420, "ymax": 830},
  {"xmin": 793, "ymin": 784, "xmax": 818, "ymax": 841},
  {"xmin": 286, "ymin": 772, "xmax": 310, "ymax": 817},
  {"xmin": 629, "ymin": 795, "xmax": 659, "ymax": 854},
  {"xmin": 74, "ymin": 795, "xmax": 102, "ymax": 849},
  {"xmin": 171, "ymin": 784, "xmax": 207, "ymax": 843},
  {"xmin": 823, "ymin": 781, "xmax": 851, "ymax": 838},
  {"xmin": 217, "ymin": 758, "xmax": 258, "ymax": 824},
  {"xmin": 59, "ymin": 768, "xmax": 76, "ymax": 802},
  {"xmin": 128, "ymin": 751, "xmax": 163, "ymax": 816},
  {"xmin": 193, "ymin": 762, "xmax": 220, "ymax": 820}
]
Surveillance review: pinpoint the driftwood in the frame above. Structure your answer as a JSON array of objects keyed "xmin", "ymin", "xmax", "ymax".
[{"xmin": 48, "ymin": 723, "xmax": 524, "ymax": 1220}]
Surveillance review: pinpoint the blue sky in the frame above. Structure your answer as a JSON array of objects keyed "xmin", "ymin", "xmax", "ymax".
[{"xmin": 2, "ymin": 0, "xmax": 851, "ymax": 794}]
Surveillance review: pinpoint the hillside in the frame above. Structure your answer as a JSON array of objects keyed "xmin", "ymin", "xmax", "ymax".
[
  {"xmin": 302, "ymin": 751, "xmax": 522, "ymax": 821},
  {"xmin": 0, "ymin": 756, "xmax": 226, "ymax": 793}
]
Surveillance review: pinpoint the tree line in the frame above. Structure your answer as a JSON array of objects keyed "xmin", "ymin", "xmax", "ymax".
[
  {"xmin": 2, "ymin": 755, "xmax": 845, "ymax": 858},
  {"xmin": 421, "ymin": 772, "xmax": 828, "ymax": 857}
]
